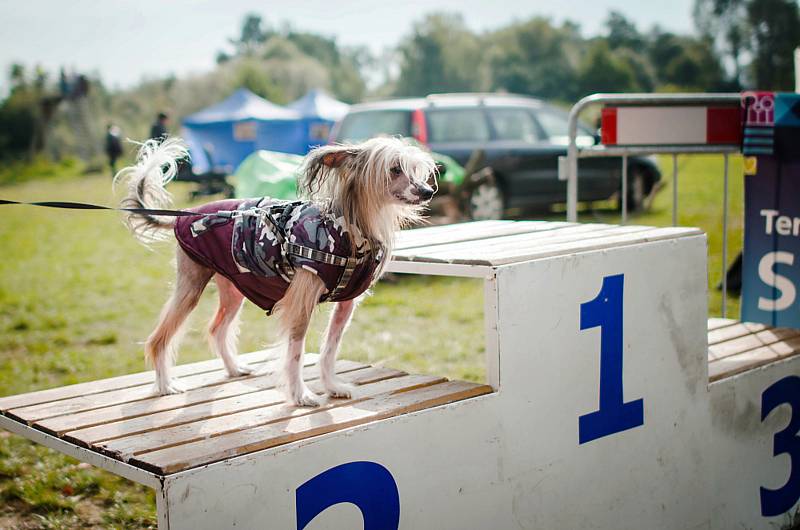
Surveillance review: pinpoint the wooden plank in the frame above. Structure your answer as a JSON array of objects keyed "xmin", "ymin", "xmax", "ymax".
[
  {"xmin": 394, "ymin": 221, "xmax": 562, "ymax": 251},
  {"xmin": 707, "ymin": 322, "xmax": 767, "ymax": 346},
  {"xmin": 394, "ymin": 220, "xmax": 514, "ymax": 250},
  {"xmin": 707, "ymin": 318, "xmax": 738, "ymax": 331},
  {"xmin": 7, "ymin": 354, "xmax": 326, "ymax": 424},
  {"xmin": 426, "ymin": 224, "xmax": 656, "ymax": 262},
  {"xmin": 37, "ymin": 359, "xmax": 367, "ymax": 436},
  {"xmin": 401, "ymin": 225, "xmax": 668, "ymax": 266},
  {"xmin": 63, "ymin": 366, "xmax": 404, "ymax": 445},
  {"xmin": 99, "ymin": 373, "xmax": 449, "ymax": 461},
  {"xmin": 708, "ymin": 328, "xmax": 800, "ymax": 361},
  {"xmin": 709, "ymin": 334, "xmax": 800, "ymax": 381},
  {"xmin": 130, "ymin": 380, "xmax": 492, "ymax": 474},
  {"xmin": 484, "ymin": 227, "xmax": 704, "ymax": 266},
  {"xmin": 394, "ymin": 223, "xmax": 606, "ymax": 264},
  {"xmin": 709, "ymin": 347, "xmax": 781, "ymax": 382},
  {"xmin": 0, "ymin": 349, "xmax": 277, "ymax": 412}
]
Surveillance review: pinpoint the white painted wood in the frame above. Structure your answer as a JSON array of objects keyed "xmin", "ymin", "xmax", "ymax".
[
  {"xmin": 483, "ymin": 273, "xmax": 500, "ymax": 390},
  {"xmin": 384, "ymin": 259, "xmax": 492, "ymax": 278},
  {"xmin": 157, "ymin": 233, "xmax": 712, "ymax": 530},
  {"xmin": 710, "ymin": 355, "xmax": 800, "ymax": 530},
  {"xmin": 9, "ymin": 220, "xmax": 800, "ymax": 529},
  {"xmin": 0, "ymin": 414, "xmax": 162, "ymax": 489}
]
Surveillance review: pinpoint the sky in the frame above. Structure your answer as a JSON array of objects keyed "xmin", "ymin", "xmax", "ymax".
[{"xmin": 0, "ymin": 0, "xmax": 695, "ymax": 94}]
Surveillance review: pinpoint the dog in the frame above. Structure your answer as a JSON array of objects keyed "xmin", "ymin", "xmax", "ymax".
[{"xmin": 114, "ymin": 136, "xmax": 437, "ymax": 406}]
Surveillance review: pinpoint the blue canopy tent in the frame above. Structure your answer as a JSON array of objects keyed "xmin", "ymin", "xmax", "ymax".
[
  {"xmin": 286, "ymin": 89, "xmax": 350, "ymax": 153},
  {"xmin": 181, "ymin": 88, "xmax": 300, "ymax": 173}
]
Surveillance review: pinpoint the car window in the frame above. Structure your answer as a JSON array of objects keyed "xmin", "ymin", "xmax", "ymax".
[
  {"xmin": 488, "ymin": 108, "xmax": 540, "ymax": 142},
  {"xmin": 426, "ymin": 108, "xmax": 490, "ymax": 143},
  {"xmin": 533, "ymin": 109, "xmax": 595, "ymax": 146},
  {"xmin": 336, "ymin": 110, "xmax": 411, "ymax": 142}
]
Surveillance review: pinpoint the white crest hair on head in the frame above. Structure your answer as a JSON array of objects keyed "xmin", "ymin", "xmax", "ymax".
[{"xmin": 300, "ymin": 136, "xmax": 437, "ymax": 257}]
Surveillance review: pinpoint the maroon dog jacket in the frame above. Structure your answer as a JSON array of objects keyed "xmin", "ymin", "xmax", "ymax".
[{"xmin": 174, "ymin": 198, "xmax": 384, "ymax": 313}]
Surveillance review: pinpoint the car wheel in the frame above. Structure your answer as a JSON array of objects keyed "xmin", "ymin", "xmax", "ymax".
[
  {"xmin": 623, "ymin": 167, "xmax": 647, "ymax": 212},
  {"xmin": 469, "ymin": 181, "xmax": 505, "ymax": 220}
]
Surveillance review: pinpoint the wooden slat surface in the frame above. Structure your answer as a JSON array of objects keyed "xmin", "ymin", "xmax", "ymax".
[
  {"xmin": 394, "ymin": 220, "xmax": 549, "ymax": 250},
  {"xmin": 707, "ymin": 318, "xmax": 738, "ymax": 331},
  {"xmin": 393, "ymin": 221, "xmax": 701, "ymax": 266},
  {"xmin": 95, "ymin": 373, "xmax": 444, "ymax": 460},
  {"xmin": 0, "ymin": 349, "xmax": 276, "ymax": 411},
  {"xmin": 6, "ymin": 354, "xmax": 325, "ymax": 424},
  {"xmin": 395, "ymin": 224, "xmax": 702, "ymax": 266},
  {"xmin": 36, "ymin": 359, "xmax": 366, "ymax": 436},
  {"xmin": 708, "ymin": 320, "xmax": 800, "ymax": 381},
  {"xmin": 0, "ymin": 350, "xmax": 492, "ymax": 475},
  {"xmin": 131, "ymin": 380, "xmax": 492, "ymax": 474},
  {"xmin": 707, "ymin": 322, "xmax": 768, "ymax": 346},
  {"xmin": 64, "ymin": 366, "xmax": 404, "ymax": 446}
]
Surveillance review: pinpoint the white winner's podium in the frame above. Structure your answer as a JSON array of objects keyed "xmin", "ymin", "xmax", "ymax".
[{"xmin": 2, "ymin": 220, "xmax": 799, "ymax": 529}]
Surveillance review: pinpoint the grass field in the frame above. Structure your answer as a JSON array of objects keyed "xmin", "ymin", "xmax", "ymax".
[{"xmin": 0, "ymin": 154, "xmax": 741, "ymax": 528}]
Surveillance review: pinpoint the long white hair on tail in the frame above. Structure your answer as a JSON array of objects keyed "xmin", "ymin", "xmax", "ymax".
[{"xmin": 113, "ymin": 137, "xmax": 189, "ymax": 245}]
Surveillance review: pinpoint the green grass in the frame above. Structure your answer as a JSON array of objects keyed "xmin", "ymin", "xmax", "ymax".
[
  {"xmin": 571, "ymin": 154, "xmax": 743, "ymax": 317},
  {"xmin": 0, "ymin": 155, "xmax": 740, "ymax": 527}
]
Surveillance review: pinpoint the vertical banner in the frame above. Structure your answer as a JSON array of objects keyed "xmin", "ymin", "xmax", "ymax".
[{"xmin": 742, "ymin": 93, "xmax": 800, "ymax": 327}]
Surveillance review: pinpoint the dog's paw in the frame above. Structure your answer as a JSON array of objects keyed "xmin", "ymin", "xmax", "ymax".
[
  {"xmin": 154, "ymin": 378, "xmax": 187, "ymax": 396},
  {"xmin": 227, "ymin": 363, "xmax": 255, "ymax": 377},
  {"xmin": 289, "ymin": 387, "xmax": 322, "ymax": 408},
  {"xmin": 323, "ymin": 379, "xmax": 355, "ymax": 399}
]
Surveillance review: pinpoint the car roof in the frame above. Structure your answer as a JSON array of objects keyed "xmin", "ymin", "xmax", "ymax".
[{"xmin": 347, "ymin": 93, "xmax": 546, "ymax": 113}]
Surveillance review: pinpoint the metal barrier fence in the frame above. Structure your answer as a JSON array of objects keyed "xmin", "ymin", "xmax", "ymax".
[{"xmin": 562, "ymin": 93, "xmax": 742, "ymax": 317}]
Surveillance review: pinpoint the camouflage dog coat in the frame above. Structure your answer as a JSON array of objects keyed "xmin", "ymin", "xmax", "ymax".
[{"xmin": 174, "ymin": 198, "xmax": 384, "ymax": 313}]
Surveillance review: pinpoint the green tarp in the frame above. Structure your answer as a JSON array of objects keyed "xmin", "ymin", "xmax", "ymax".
[{"xmin": 234, "ymin": 149, "xmax": 465, "ymax": 199}]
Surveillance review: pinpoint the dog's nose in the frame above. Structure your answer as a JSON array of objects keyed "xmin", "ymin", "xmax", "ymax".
[{"xmin": 418, "ymin": 186, "xmax": 434, "ymax": 201}]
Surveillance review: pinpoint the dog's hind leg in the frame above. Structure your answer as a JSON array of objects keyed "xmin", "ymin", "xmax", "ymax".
[
  {"xmin": 146, "ymin": 247, "xmax": 213, "ymax": 395},
  {"xmin": 319, "ymin": 298, "xmax": 358, "ymax": 398},
  {"xmin": 273, "ymin": 269, "xmax": 326, "ymax": 407},
  {"xmin": 208, "ymin": 274, "xmax": 253, "ymax": 378}
]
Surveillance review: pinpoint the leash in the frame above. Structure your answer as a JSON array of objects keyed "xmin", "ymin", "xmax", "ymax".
[{"xmin": 0, "ymin": 199, "xmax": 232, "ymax": 218}]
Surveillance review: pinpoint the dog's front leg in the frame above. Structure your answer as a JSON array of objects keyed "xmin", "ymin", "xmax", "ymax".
[
  {"xmin": 276, "ymin": 269, "xmax": 326, "ymax": 407},
  {"xmin": 285, "ymin": 332, "xmax": 322, "ymax": 407},
  {"xmin": 320, "ymin": 298, "xmax": 358, "ymax": 398}
]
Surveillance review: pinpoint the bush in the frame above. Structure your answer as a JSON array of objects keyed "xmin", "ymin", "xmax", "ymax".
[{"xmin": 0, "ymin": 156, "xmax": 84, "ymax": 186}]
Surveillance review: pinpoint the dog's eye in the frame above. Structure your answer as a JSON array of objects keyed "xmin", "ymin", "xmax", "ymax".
[{"xmin": 390, "ymin": 166, "xmax": 402, "ymax": 177}]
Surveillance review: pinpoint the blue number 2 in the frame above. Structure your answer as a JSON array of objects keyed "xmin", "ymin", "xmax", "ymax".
[
  {"xmin": 579, "ymin": 274, "xmax": 644, "ymax": 444},
  {"xmin": 296, "ymin": 461, "xmax": 400, "ymax": 530},
  {"xmin": 761, "ymin": 376, "xmax": 800, "ymax": 517}
]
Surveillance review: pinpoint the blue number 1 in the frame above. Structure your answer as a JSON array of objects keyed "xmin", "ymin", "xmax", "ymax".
[{"xmin": 579, "ymin": 274, "xmax": 644, "ymax": 444}]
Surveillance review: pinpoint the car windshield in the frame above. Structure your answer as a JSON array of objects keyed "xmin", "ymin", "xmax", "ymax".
[
  {"xmin": 487, "ymin": 108, "xmax": 540, "ymax": 142},
  {"xmin": 426, "ymin": 108, "xmax": 490, "ymax": 143},
  {"xmin": 533, "ymin": 109, "xmax": 595, "ymax": 147},
  {"xmin": 336, "ymin": 110, "xmax": 411, "ymax": 141}
]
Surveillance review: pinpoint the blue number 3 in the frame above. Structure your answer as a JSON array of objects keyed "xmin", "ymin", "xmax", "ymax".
[
  {"xmin": 761, "ymin": 376, "xmax": 800, "ymax": 517},
  {"xmin": 296, "ymin": 461, "xmax": 400, "ymax": 530},
  {"xmin": 579, "ymin": 274, "xmax": 644, "ymax": 444}
]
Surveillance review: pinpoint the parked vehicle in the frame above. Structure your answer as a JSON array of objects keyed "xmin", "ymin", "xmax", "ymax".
[{"xmin": 331, "ymin": 93, "xmax": 662, "ymax": 219}]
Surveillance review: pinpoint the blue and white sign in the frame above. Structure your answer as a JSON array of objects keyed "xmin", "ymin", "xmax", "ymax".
[
  {"xmin": 741, "ymin": 158, "xmax": 800, "ymax": 327},
  {"xmin": 742, "ymin": 93, "xmax": 800, "ymax": 327}
]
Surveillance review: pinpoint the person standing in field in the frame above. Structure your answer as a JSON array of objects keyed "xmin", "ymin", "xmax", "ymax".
[
  {"xmin": 105, "ymin": 124, "xmax": 123, "ymax": 177},
  {"xmin": 149, "ymin": 112, "xmax": 169, "ymax": 143}
]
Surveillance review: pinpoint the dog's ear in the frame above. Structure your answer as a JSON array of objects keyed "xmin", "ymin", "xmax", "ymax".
[
  {"xmin": 300, "ymin": 145, "xmax": 358, "ymax": 198},
  {"xmin": 321, "ymin": 150, "xmax": 356, "ymax": 168}
]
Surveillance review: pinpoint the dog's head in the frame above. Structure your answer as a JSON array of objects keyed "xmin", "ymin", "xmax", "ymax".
[{"xmin": 300, "ymin": 137, "xmax": 438, "ymax": 210}]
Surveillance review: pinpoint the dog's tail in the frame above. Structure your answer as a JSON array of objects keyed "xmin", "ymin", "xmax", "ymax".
[{"xmin": 113, "ymin": 137, "xmax": 188, "ymax": 244}]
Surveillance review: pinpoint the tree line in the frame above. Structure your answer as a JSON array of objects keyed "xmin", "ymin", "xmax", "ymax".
[{"xmin": 0, "ymin": 1, "xmax": 798, "ymax": 164}]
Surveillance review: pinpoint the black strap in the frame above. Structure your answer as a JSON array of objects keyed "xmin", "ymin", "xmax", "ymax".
[{"xmin": 0, "ymin": 199, "xmax": 230, "ymax": 218}]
